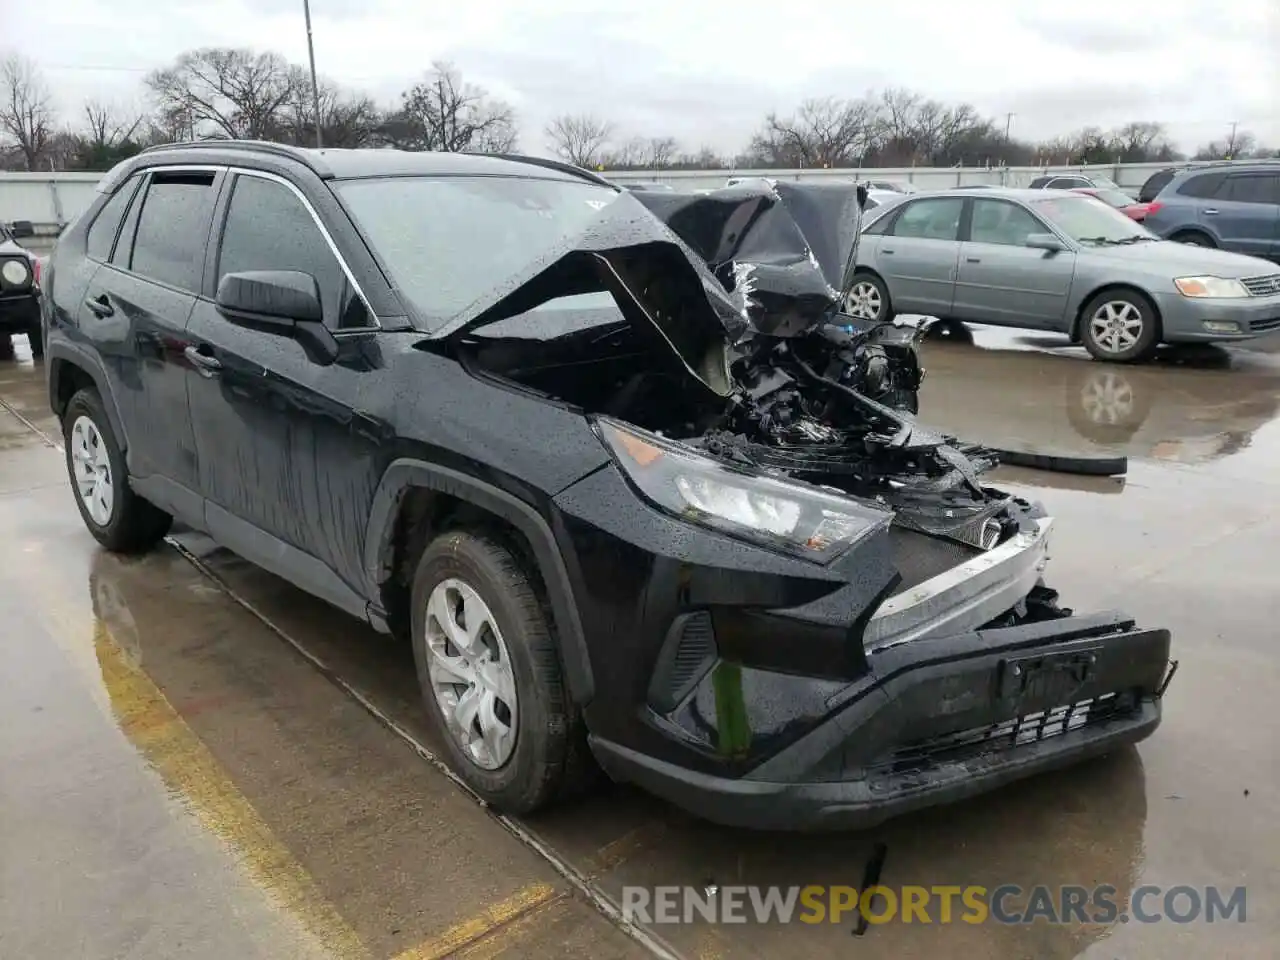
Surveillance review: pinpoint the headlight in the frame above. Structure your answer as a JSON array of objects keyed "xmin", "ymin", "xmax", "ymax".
[
  {"xmin": 1174, "ymin": 276, "xmax": 1248, "ymax": 298},
  {"xmin": 595, "ymin": 418, "xmax": 891, "ymax": 561},
  {"xmin": 1, "ymin": 258, "xmax": 30, "ymax": 287}
]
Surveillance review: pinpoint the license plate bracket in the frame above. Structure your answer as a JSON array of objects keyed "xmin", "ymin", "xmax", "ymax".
[{"xmin": 997, "ymin": 647, "xmax": 1100, "ymax": 709}]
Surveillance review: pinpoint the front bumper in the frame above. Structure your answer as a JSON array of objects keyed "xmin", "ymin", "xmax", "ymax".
[
  {"xmin": 1154, "ymin": 290, "xmax": 1280, "ymax": 341},
  {"xmin": 590, "ymin": 612, "xmax": 1172, "ymax": 831}
]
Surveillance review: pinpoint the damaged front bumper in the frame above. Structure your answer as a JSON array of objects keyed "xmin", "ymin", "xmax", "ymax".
[{"xmin": 590, "ymin": 612, "xmax": 1173, "ymax": 831}]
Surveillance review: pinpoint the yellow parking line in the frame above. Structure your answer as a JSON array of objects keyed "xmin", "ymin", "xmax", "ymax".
[
  {"xmin": 390, "ymin": 883, "xmax": 561, "ymax": 960},
  {"xmin": 6, "ymin": 534, "xmax": 368, "ymax": 960}
]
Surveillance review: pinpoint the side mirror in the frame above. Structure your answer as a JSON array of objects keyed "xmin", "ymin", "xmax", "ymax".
[
  {"xmin": 215, "ymin": 270, "xmax": 338, "ymax": 365},
  {"xmin": 8, "ymin": 220, "xmax": 35, "ymax": 239},
  {"xmin": 1025, "ymin": 233, "xmax": 1067, "ymax": 253}
]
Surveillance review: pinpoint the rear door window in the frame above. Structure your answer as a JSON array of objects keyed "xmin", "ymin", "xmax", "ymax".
[
  {"xmin": 126, "ymin": 171, "xmax": 218, "ymax": 292},
  {"xmin": 1222, "ymin": 174, "xmax": 1280, "ymax": 205},
  {"xmin": 968, "ymin": 199, "xmax": 1045, "ymax": 245},
  {"xmin": 889, "ymin": 198, "xmax": 965, "ymax": 241}
]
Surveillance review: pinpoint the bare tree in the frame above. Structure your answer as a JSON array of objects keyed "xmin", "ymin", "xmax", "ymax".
[
  {"xmin": 83, "ymin": 101, "xmax": 144, "ymax": 149},
  {"xmin": 146, "ymin": 48, "xmax": 298, "ymax": 140},
  {"xmin": 546, "ymin": 113, "xmax": 613, "ymax": 168},
  {"xmin": 1195, "ymin": 129, "xmax": 1258, "ymax": 160},
  {"xmin": 646, "ymin": 136, "xmax": 678, "ymax": 168},
  {"xmin": 393, "ymin": 62, "xmax": 517, "ymax": 153},
  {"xmin": 747, "ymin": 96, "xmax": 880, "ymax": 168},
  {"xmin": 0, "ymin": 54, "xmax": 54, "ymax": 170},
  {"xmin": 283, "ymin": 77, "xmax": 380, "ymax": 148}
]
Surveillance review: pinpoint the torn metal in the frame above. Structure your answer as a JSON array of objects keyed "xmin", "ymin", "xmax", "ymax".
[{"xmin": 455, "ymin": 179, "xmax": 1029, "ymax": 555}]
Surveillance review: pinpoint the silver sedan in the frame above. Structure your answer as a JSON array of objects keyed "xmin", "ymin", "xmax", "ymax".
[{"xmin": 847, "ymin": 187, "xmax": 1280, "ymax": 362}]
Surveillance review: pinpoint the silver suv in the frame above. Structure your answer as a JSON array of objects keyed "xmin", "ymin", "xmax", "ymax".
[{"xmin": 1143, "ymin": 162, "xmax": 1280, "ymax": 262}]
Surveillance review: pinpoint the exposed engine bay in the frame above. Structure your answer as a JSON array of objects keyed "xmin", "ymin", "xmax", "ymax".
[{"xmin": 453, "ymin": 178, "xmax": 1043, "ymax": 563}]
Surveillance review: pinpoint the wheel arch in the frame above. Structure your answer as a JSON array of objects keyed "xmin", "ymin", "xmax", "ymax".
[
  {"xmin": 363, "ymin": 459, "xmax": 594, "ymax": 705},
  {"xmin": 1069, "ymin": 282, "xmax": 1164, "ymax": 344},
  {"xmin": 47, "ymin": 342, "xmax": 130, "ymax": 452},
  {"xmin": 1168, "ymin": 227, "xmax": 1217, "ymax": 247}
]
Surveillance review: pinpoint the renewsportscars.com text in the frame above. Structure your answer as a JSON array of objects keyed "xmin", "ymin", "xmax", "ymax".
[{"xmin": 622, "ymin": 884, "xmax": 1247, "ymax": 926}]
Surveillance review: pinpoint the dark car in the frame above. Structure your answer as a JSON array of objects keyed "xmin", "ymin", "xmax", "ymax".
[
  {"xmin": 0, "ymin": 220, "xmax": 44, "ymax": 356},
  {"xmin": 42, "ymin": 142, "xmax": 1174, "ymax": 830},
  {"xmin": 1142, "ymin": 163, "xmax": 1280, "ymax": 262}
]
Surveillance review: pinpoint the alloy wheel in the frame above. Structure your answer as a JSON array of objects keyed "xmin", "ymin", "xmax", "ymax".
[
  {"xmin": 1088, "ymin": 301, "xmax": 1144, "ymax": 355},
  {"xmin": 70, "ymin": 416, "xmax": 114, "ymax": 526},
  {"xmin": 846, "ymin": 281, "xmax": 883, "ymax": 320},
  {"xmin": 423, "ymin": 578, "xmax": 518, "ymax": 769}
]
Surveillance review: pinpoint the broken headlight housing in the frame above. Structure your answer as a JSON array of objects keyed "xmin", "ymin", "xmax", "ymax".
[{"xmin": 595, "ymin": 418, "xmax": 891, "ymax": 562}]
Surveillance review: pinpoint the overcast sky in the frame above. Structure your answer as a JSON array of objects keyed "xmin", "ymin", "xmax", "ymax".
[{"xmin": 12, "ymin": 0, "xmax": 1279, "ymax": 158}]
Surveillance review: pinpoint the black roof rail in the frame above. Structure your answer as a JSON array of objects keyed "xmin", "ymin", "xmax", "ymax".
[
  {"xmin": 138, "ymin": 139, "xmax": 329, "ymax": 174},
  {"xmin": 481, "ymin": 153, "xmax": 620, "ymax": 189}
]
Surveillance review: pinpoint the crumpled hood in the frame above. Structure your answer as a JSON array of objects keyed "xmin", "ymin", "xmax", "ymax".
[
  {"xmin": 445, "ymin": 179, "xmax": 865, "ymax": 395},
  {"xmin": 629, "ymin": 180, "xmax": 866, "ymax": 336}
]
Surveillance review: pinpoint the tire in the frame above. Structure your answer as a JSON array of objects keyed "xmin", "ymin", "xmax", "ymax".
[
  {"xmin": 409, "ymin": 528, "xmax": 590, "ymax": 814},
  {"xmin": 62, "ymin": 388, "xmax": 172, "ymax": 552},
  {"xmin": 1079, "ymin": 289, "xmax": 1161, "ymax": 363},
  {"xmin": 1171, "ymin": 230, "xmax": 1215, "ymax": 248},
  {"xmin": 845, "ymin": 272, "xmax": 892, "ymax": 322}
]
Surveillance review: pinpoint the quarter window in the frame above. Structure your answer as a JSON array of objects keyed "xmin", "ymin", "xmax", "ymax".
[
  {"xmin": 128, "ymin": 172, "xmax": 217, "ymax": 292},
  {"xmin": 1178, "ymin": 173, "xmax": 1226, "ymax": 199},
  {"xmin": 86, "ymin": 175, "xmax": 141, "ymax": 261},
  {"xmin": 217, "ymin": 175, "xmax": 371, "ymax": 329},
  {"xmin": 969, "ymin": 199, "xmax": 1044, "ymax": 246},
  {"xmin": 890, "ymin": 198, "xmax": 964, "ymax": 241}
]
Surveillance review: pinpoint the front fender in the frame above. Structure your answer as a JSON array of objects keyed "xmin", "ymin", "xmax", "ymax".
[
  {"xmin": 47, "ymin": 339, "xmax": 130, "ymax": 453},
  {"xmin": 362, "ymin": 458, "xmax": 595, "ymax": 705}
]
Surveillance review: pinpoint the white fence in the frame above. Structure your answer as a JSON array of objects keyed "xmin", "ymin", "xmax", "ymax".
[{"xmin": 0, "ymin": 161, "xmax": 1186, "ymax": 229}]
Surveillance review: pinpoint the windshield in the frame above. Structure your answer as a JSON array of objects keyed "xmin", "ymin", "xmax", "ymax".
[
  {"xmin": 1032, "ymin": 195, "xmax": 1153, "ymax": 244},
  {"xmin": 1090, "ymin": 188, "xmax": 1135, "ymax": 208},
  {"xmin": 334, "ymin": 175, "xmax": 622, "ymax": 330},
  {"xmin": 1090, "ymin": 177, "xmax": 1124, "ymax": 191}
]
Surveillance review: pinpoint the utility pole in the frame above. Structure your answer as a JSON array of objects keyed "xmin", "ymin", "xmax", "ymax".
[
  {"xmin": 303, "ymin": 0, "xmax": 323, "ymax": 149},
  {"xmin": 1004, "ymin": 112, "xmax": 1015, "ymax": 141},
  {"xmin": 1227, "ymin": 120, "xmax": 1239, "ymax": 158}
]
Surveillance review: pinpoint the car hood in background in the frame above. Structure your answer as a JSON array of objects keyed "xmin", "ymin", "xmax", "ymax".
[
  {"xmin": 444, "ymin": 180, "xmax": 866, "ymax": 394},
  {"xmin": 1088, "ymin": 240, "xmax": 1280, "ymax": 277}
]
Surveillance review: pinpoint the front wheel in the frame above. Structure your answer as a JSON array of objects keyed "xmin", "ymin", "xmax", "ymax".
[
  {"xmin": 409, "ymin": 529, "xmax": 591, "ymax": 814},
  {"xmin": 845, "ymin": 273, "xmax": 892, "ymax": 322},
  {"xmin": 1080, "ymin": 291, "xmax": 1161, "ymax": 363},
  {"xmin": 1172, "ymin": 231, "xmax": 1215, "ymax": 248},
  {"xmin": 62, "ymin": 388, "xmax": 172, "ymax": 552}
]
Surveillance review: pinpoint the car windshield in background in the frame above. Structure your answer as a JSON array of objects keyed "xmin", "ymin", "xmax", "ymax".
[
  {"xmin": 1091, "ymin": 188, "xmax": 1136, "ymax": 208},
  {"xmin": 1090, "ymin": 177, "xmax": 1124, "ymax": 191},
  {"xmin": 334, "ymin": 175, "xmax": 620, "ymax": 329},
  {"xmin": 1032, "ymin": 195, "xmax": 1153, "ymax": 244}
]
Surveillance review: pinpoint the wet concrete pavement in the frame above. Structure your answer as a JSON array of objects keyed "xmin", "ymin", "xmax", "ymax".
[{"xmin": 2, "ymin": 327, "xmax": 1278, "ymax": 958}]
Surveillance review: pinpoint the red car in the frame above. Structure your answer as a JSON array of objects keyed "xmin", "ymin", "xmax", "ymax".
[{"xmin": 1071, "ymin": 186, "xmax": 1153, "ymax": 222}]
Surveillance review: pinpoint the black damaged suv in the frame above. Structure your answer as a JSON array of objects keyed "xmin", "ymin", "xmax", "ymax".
[{"xmin": 42, "ymin": 142, "xmax": 1174, "ymax": 829}]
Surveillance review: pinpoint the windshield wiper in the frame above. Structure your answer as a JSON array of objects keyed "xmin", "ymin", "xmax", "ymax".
[
  {"xmin": 1114, "ymin": 235, "xmax": 1157, "ymax": 244},
  {"xmin": 1077, "ymin": 236, "xmax": 1121, "ymax": 245}
]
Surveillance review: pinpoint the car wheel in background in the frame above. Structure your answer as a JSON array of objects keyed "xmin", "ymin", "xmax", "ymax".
[
  {"xmin": 409, "ymin": 529, "xmax": 592, "ymax": 814},
  {"xmin": 62, "ymin": 388, "xmax": 173, "ymax": 551},
  {"xmin": 27, "ymin": 323, "xmax": 43, "ymax": 358},
  {"xmin": 845, "ymin": 272, "xmax": 891, "ymax": 322},
  {"xmin": 1080, "ymin": 290, "xmax": 1161, "ymax": 363},
  {"xmin": 1171, "ymin": 230, "xmax": 1215, "ymax": 248}
]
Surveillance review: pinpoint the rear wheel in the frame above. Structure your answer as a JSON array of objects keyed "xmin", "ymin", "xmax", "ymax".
[
  {"xmin": 62, "ymin": 388, "xmax": 172, "ymax": 552},
  {"xmin": 409, "ymin": 529, "xmax": 591, "ymax": 814},
  {"xmin": 1080, "ymin": 290, "xmax": 1161, "ymax": 363}
]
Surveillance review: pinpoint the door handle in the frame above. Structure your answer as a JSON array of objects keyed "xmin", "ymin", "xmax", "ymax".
[
  {"xmin": 883, "ymin": 248, "xmax": 895, "ymax": 255},
  {"xmin": 84, "ymin": 295, "xmax": 114, "ymax": 318},
  {"xmin": 966, "ymin": 257, "xmax": 981, "ymax": 263},
  {"xmin": 1202, "ymin": 208, "xmax": 1219, "ymax": 215},
  {"xmin": 183, "ymin": 345, "xmax": 223, "ymax": 377}
]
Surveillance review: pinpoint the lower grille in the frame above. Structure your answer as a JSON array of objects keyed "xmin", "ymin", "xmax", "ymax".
[
  {"xmin": 1249, "ymin": 316, "xmax": 1280, "ymax": 333},
  {"xmin": 867, "ymin": 691, "xmax": 1139, "ymax": 778},
  {"xmin": 1242, "ymin": 274, "xmax": 1280, "ymax": 297}
]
